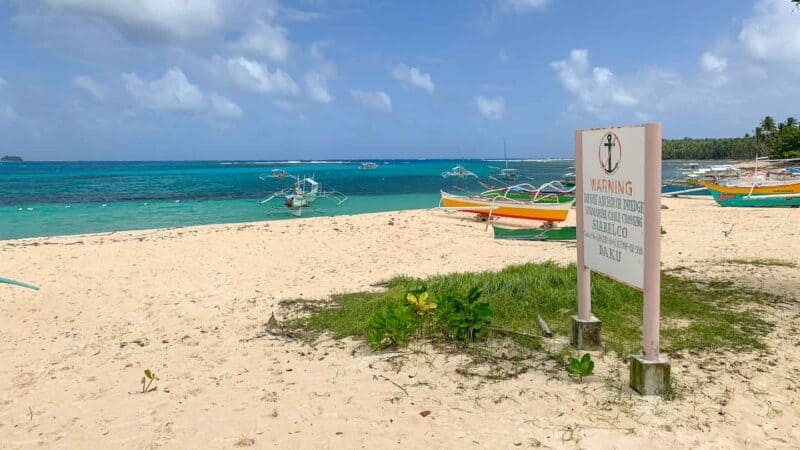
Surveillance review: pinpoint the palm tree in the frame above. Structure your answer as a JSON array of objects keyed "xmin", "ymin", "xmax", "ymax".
[
  {"xmin": 785, "ymin": 117, "xmax": 798, "ymax": 129},
  {"xmin": 760, "ymin": 116, "xmax": 777, "ymax": 136}
]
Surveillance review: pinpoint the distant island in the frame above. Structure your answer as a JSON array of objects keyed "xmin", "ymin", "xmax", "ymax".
[
  {"xmin": 1, "ymin": 155, "xmax": 24, "ymax": 162},
  {"xmin": 663, "ymin": 115, "xmax": 799, "ymax": 160}
]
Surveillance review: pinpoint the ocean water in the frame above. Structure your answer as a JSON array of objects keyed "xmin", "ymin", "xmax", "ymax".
[{"xmin": 0, "ymin": 159, "xmax": 695, "ymax": 240}]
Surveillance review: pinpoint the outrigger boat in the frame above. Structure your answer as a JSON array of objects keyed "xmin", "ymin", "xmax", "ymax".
[
  {"xmin": 559, "ymin": 167, "xmax": 576, "ymax": 187},
  {"xmin": 439, "ymin": 188, "xmax": 574, "ymax": 223},
  {"xmin": 701, "ymin": 181, "xmax": 800, "ymax": 207},
  {"xmin": 359, "ymin": 162, "xmax": 378, "ymax": 170},
  {"xmin": 492, "ymin": 225, "xmax": 576, "ymax": 241},
  {"xmin": 490, "ymin": 138, "xmax": 519, "ymax": 180},
  {"xmin": 260, "ymin": 173, "xmax": 347, "ymax": 216},
  {"xmin": 442, "ymin": 165, "xmax": 477, "ymax": 179},
  {"xmin": 479, "ymin": 181, "xmax": 575, "ymax": 203}
]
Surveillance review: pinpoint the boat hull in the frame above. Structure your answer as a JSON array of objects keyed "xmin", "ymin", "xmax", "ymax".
[
  {"xmin": 702, "ymin": 182, "xmax": 800, "ymax": 207},
  {"xmin": 492, "ymin": 226, "xmax": 576, "ymax": 241},
  {"xmin": 441, "ymin": 191, "xmax": 572, "ymax": 222}
]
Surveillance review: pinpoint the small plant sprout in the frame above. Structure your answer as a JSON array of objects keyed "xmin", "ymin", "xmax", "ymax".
[
  {"xmin": 407, "ymin": 290, "xmax": 436, "ymax": 316},
  {"xmin": 566, "ymin": 353, "xmax": 595, "ymax": 382},
  {"xmin": 141, "ymin": 369, "xmax": 157, "ymax": 393}
]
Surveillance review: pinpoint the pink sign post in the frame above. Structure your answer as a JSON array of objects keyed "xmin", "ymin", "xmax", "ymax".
[{"xmin": 574, "ymin": 123, "xmax": 671, "ymax": 396}]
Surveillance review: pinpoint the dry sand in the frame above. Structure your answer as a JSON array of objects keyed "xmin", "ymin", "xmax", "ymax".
[{"xmin": 1, "ymin": 197, "xmax": 799, "ymax": 449}]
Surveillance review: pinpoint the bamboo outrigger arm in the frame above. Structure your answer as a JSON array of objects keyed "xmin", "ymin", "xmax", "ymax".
[{"xmin": 0, "ymin": 277, "xmax": 39, "ymax": 290}]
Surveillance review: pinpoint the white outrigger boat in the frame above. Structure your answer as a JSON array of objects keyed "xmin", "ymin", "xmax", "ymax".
[
  {"xmin": 260, "ymin": 173, "xmax": 347, "ymax": 217},
  {"xmin": 359, "ymin": 162, "xmax": 378, "ymax": 170},
  {"xmin": 489, "ymin": 138, "xmax": 519, "ymax": 180},
  {"xmin": 442, "ymin": 165, "xmax": 477, "ymax": 179}
]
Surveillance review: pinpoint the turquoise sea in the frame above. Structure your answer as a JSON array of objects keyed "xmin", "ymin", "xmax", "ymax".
[{"xmin": 0, "ymin": 159, "xmax": 696, "ymax": 240}]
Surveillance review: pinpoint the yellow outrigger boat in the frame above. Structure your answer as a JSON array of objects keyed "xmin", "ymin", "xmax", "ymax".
[
  {"xmin": 440, "ymin": 190, "xmax": 573, "ymax": 222},
  {"xmin": 701, "ymin": 181, "xmax": 800, "ymax": 207}
]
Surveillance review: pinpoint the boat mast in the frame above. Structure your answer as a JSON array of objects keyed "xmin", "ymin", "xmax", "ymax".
[{"xmin": 503, "ymin": 137, "xmax": 508, "ymax": 169}]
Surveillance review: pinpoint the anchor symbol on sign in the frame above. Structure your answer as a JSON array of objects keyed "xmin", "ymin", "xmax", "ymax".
[{"xmin": 601, "ymin": 133, "xmax": 620, "ymax": 174}]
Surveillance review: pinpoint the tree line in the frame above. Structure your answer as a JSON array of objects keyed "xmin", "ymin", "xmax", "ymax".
[{"xmin": 663, "ymin": 116, "xmax": 800, "ymax": 160}]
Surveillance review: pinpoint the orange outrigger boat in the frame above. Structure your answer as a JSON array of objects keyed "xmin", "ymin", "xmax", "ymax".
[{"xmin": 439, "ymin": 190, "xmax": 573, "ymax": 222}]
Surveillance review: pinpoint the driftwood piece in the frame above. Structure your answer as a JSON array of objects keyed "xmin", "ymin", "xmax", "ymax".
[{"xmin": 536, "ymin": 314, "xmax": 553, "ymax": 338}]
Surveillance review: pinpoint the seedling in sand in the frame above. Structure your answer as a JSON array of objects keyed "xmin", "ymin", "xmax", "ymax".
[
  {"xmin": 566, "ymin": 353, "xmax": 594, "ymax": 382},
  {"xmin": 141, "ymin": 369, "xmax": 158, "ymax": 393}
]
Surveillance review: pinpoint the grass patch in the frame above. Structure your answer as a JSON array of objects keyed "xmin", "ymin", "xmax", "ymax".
[
  {"xmin": 721, "ymin": 258, "xmax": 798, "ymax": 269},
  {"xmin": 288, "ymin": 262, "xmax": 775, "ymax": 356}
]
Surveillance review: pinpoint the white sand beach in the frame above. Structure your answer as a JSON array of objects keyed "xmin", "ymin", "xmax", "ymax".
[{"xmin": 1, "ymin": 197, "xmax": 799, "ymax": 449}]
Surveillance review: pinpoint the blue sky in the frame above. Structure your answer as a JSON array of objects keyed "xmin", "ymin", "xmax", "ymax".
[{"xmin": 1, "ymin": 0, "xmax": 799, "ymax": 160}]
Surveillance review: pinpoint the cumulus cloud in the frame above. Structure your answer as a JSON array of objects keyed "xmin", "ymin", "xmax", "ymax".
[
  {"xmin": 497, "ymin": 0, "xmax": 550, "ymax": 15},
  {"xmin": 739, "ymin": 0, "xmax": 800, "ymax": 64},
  {"xmin": 39, "ymin": 0, "xmax": 224, "ymax": 40},
  {"xmin": 700, "ymin": 52, "xmax": 728, "ymax": 87},
  {"xmin": 550, "ymin": 49, "xmax": 638, "ymax": 116},
  {"xmin": 123, "ymin": 68, "xmax": 241, "ymax": 119},
  {"xmin": 207, "ymin": 94, "xmax": 243, "ymax": 119},
  {"xmin": 700, "ymin": 52, "xmax": 727, "ymax": 73},
  {"xmin": 234, "ymin": 19, "xmax": 291, "ymax": 62},
  {"xmin": 0, "ymin": 77, "xmax": 6, "ymax": 89},
  {"xmin": 304, "ymin": 42, "xmax": 336, "ymax": 103},
  {"xmin": 73, "ymin": 75, "xmax": 107, "ymax": 101},
  {"xmin": 391, "ymin": 64, "xmax": 434, "ymax": 94},
  {"xmin": 223, "ymin": 56, "xmax": 300, "ymax": 96},
  {"xmin": 475, "ymin": 95, "xmax": 505, "ymax": 120},
  {"xmin": 305, "ymin": 72, "xmax": 333, "ymax": 103},
  {"xmin": 350, "ymin": 90, "xmax": 392, "ymax": 112}
]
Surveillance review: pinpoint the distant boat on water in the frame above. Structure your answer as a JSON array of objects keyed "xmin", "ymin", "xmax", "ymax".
[
  {"xmin": 359, "ymin": 162, "xmax": 378, "ymax": 170},
  {"xmin": 491, "ymin": 138, "xmax": 519, "ymax": 180},
  {"xmin": 1, "ymin": 155, "xmax": 23, "ymax": 162},
  {"xmin": 442, "ymin": 165, "xmax": 476, "ymax": 179}
]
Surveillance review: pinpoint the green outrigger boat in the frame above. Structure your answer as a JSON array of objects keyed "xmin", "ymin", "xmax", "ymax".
[{"xmin": 493, "ymin": 225, "xmax": 577, "ymax": 241}]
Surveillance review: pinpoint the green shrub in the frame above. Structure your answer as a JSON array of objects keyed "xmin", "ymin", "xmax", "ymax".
[
  {"xmin": 366, "ymin": 303, "xmax": 415, "ymax": 350},
  {"xmin": 439, "ymin": 287, "xmax": 492, "ymax": 342}
]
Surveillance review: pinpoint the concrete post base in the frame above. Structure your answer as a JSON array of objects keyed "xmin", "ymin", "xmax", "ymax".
[
  {"xmin": 629, "ymin": 355, "xmax": 671, "ymax": 396},
  {"xmin": 570, "ymin": 315, "xmax": 602, "ymax": 350}
]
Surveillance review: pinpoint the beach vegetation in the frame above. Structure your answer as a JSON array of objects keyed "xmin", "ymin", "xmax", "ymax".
[
  {"xmin": 141, "ymin": 369, "xmax": 157, "ymax": 393},
  {"xmin": 290, "ymin": 262, "xmax": 777, "ymax": 358},
  {"xmin": 721, "ymin": 258, "xmax": 798, "ymax": 268},
  {"xmin": 366, "ymin": 303, "xmax": 415, "ymax": 350},
  {"xmin": 439, "ymin": 287, "xmax": 492, "ymax": 342},
  {"xmin": 566, "ymin": 353, "xmax": 595, "ymax": 382},
  {"xmin": 406, "ymin": 283, "xmax": 437, "ymax": 317}
]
